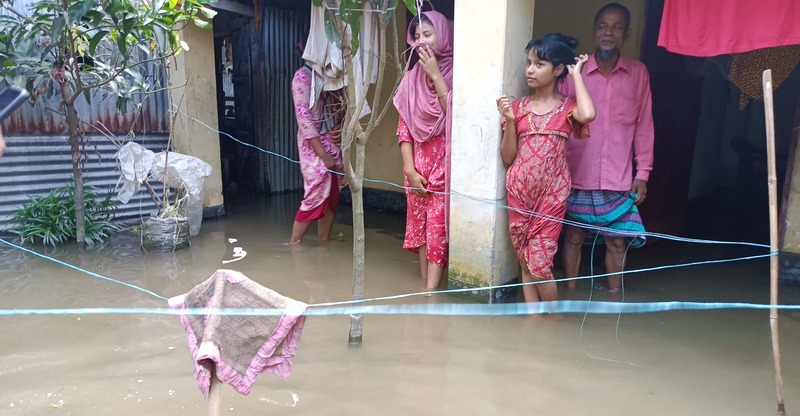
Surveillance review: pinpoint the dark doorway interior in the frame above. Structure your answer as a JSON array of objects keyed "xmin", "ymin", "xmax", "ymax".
[
  {"xmin": 213, "ymin": 1, "xmax": 311, "ymax": 197},
  {"xmin": 640, "ymin": 0, "xmax": 799, "ymax": 245},
  {"xmin": 214, "ymin": 9, "xmax": 257, "ymax": 195},
  {"xmin": 638, "ymin": 0, "xmax": 704, "ymax": 241}
]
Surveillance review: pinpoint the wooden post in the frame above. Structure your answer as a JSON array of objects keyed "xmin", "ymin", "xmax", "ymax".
[
  {"xmin": 207, "ymin": 365, "xmax": 223, "ymax": 416},
  {"xmin": 762, "ymin": 69, "xmax": 786, "ymax": 415}
]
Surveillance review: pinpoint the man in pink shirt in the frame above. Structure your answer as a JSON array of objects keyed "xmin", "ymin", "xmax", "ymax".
[{"xmin": 560, "ymin": 2, "xmax": 654, "ymax": 293}]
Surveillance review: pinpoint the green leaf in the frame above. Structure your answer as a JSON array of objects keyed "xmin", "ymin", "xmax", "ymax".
[
  {"xmin": 116, "ymin": 32, "xmax": 127, "ymax": 56},
  {"xmin": 345, "ymin": 10, "xmax": 360, "ymax": 53},
  {"xmin": 122, "ymin": 17, "xmax": 134, "ymax": 34},
  {"xmin": 68, "ymin": 0, "xmax": 97, "ymax": 24},
  {"xmin": 402, "ymin": 0, "xmax": 417, "ymax": 15},
  {"xmin": 198, "ymin": 6, "xmax": 217, "ymax": 19},
  {"xmin": 169, "ymin": 30, "xmax": 180, "ymax": 49},
  {"xmin": 323, "ymin": 11, "xmax": 341, "ymax": 48},
  {"xmin": 86, "ymin": 10, "xmax": 105, "ymax": 26},
  {"xmin": 312, "ymin": 0, "xmax": 323, "ymax": 6},
  {"xmin": 88, "ymin": 30, "xmax": 107, "ymax": 55},
  {"xmin": 50, "ymin": 17, "xmax": 65, "ymax": 41},
  {"xmin": 192, "ymin": 17, "xmax": 212, "ymax": 29}
]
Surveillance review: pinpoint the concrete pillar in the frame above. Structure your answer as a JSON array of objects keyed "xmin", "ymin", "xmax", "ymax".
[
  {"xmin": 448, "ymin": 0, "xmax": 535, "ymax": 302},
  {"xmin": 170, "ymin": 24, "xmax": 225, "ymax": 216}
]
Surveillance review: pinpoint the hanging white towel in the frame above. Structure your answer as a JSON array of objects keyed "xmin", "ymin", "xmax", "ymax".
[{"xmin": 303, "ymin": 0, "xmax": 379, "ymax": 118}]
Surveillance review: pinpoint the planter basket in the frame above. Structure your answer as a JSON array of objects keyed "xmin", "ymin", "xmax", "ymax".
[{"xmin": 141, "ymin": 216, "xmax": 190, "ymax": 252}]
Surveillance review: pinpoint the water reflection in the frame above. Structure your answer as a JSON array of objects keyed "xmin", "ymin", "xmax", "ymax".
[{"xmin": 0, "ymin": 193, "xmax": 797, "ymax": 415}]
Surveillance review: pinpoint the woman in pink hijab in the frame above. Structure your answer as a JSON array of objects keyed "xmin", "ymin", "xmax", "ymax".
[{"xmin": 393, "ymin": 11, "xmax": 453, "ymax": 290}]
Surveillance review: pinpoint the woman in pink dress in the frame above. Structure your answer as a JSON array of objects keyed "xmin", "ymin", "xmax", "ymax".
[
  {"xmin": 393, "ymin": 11, "xmax": 453, "ymax": 290},
  {"xmin": 496, "ymin": 34, "xmax": 595, "ymax": 303},
  {"xmin": 289, "ymin": 64, "xmax": 343, "ymax": 244}
]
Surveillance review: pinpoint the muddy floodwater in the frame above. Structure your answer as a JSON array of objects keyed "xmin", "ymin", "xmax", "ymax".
[{"xmin": 1, "ymin": 194, "xmax": 799, "ymax": 415}]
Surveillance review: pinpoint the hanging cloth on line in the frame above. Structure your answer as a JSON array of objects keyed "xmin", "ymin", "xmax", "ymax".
[
  {"xmin": 302, "ymin": 0, "xmax": 379, "ymax": 117},
  {"xmin": 657, "ymin": 0, "xmax": 800, "ymax": 57}
]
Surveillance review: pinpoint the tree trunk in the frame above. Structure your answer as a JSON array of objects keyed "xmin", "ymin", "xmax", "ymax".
[
  {"xmin": 348, "ymin": 138, "xmax": 366, "ymax": 344},
  {"xmin": 64, "ymin": 99, "xmax": 86, "ymax": 246},
  {"xmin": 337, "ymin": 1, "xmax": 400, "ymax": 345}
]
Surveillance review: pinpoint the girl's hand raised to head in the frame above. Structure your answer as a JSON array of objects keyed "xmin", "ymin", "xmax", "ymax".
[
  {"xmin": 496, "ymin": 96, "xmax": 514, "ymax": 121},
  {"xmin": 567, "ymin": 54, "xmax": 589, "ymax": 76},
  {"xmin": 417, "ymin": 45, "xmax": 442, "ymax": 80}
]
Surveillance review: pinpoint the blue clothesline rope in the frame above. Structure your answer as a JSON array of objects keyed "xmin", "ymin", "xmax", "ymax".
[
  {"xmin": 174, "ymin": 106, "xmax": 770, "ymax": 251},
  {"xmin": 1, "ymin": 301, "xmax": 798, "ymax": 318},
  {"xmin": 0, "ymin": 111, "xmax": 788, "ymax": 319},
  {"xmin": 0, "ymin": 237, "xmax": 778, "ymax": 310}
]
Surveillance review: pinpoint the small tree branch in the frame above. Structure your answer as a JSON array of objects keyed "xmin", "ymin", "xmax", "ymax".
[
  {"xmin": 364, "ymin": 5, "xmax": 388, "ymax": 138},
  {"xmin": 63, "ymin": 4, "xmax": 87, "ymax": 102},
  {"xmin": 340, "ymin": 15, "xmax": 374, "ymax": 151},
  {"xmin": 373, "ymin": 9, "xmax": 404, "ymax": 127},
  {"xmin": 68, "ymin": 49, "xmax": 179, "ymax": 104}
]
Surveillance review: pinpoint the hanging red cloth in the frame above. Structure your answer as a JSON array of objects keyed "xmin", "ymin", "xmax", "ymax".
[{"xmin": 657, "ymin": 0, "xmax": 800, "ymax": 57}]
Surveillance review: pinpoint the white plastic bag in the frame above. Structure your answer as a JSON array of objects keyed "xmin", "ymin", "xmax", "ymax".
[
  {"xmin": 115, "ymin": 142, "xmax": 155, "ymax": 204},
  {"xmin": 150, "ymin": 152, "xmax": 213, "ymax": 236}
]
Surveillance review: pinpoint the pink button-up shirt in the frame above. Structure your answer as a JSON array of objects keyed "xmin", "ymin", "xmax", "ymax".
[{"xmin": 561, "ymin": 54, "xmax": 654, "ymax": 191}]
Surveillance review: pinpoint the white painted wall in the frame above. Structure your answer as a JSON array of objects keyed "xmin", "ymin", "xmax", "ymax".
[{"xmin": 449, "ymin": 0, "xmax": 535, "ymax": 291}]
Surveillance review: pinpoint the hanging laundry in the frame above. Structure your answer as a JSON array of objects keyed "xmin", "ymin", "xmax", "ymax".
[
  {"xmin": 169, "ymin": 269, "xmax": 308, "ymax": 397},
  {"xmin": 657, "ymin": 0, "xmax": 800, "ymax": 57},
  {"xmin": 728, "ymin": 46, "xmax": 800, "ymax": 109},
  {"xmin": 303, "ymin": 0, "xmax": 379, "ymax": 117}
]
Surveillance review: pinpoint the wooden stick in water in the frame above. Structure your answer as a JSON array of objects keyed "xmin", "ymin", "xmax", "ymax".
[
  {"xmin": 208, "ymin": 364, "xmax": 222, "ymax": 416},
  {"xmin": 762, "ymin": 69, "xmax": 786, "ymax": 415}
]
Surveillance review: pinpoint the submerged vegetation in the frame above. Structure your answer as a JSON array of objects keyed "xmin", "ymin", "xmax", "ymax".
[{"xmin": 8, "ymin": 183, "xmax": 118, "ymax": 247}]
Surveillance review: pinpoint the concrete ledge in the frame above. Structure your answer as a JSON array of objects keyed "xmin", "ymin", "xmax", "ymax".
[
  {"xmin": 447, "ymin": 277, "xmax": 519, "ymax": 303},
  {"xmin": 203, "ymin": 204, "xmax": 225, "ymax": 219},
  {"xmin": 340, "ymin": 187, "xmax": 406, "ymax": 214},
  {"xmin": 779, "ymin": 251, "xmax": 800, "ymax": 285}
]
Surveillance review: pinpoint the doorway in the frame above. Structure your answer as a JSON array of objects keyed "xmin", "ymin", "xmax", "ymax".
[{"xmin": 641, "ymin": 0, "xmax": 800, "ymax": 244}]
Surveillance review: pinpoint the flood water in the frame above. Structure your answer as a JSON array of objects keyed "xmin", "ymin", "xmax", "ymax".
[{"xmin": 0, "ymin": 193, "xmax": 798, "ymax": 415}]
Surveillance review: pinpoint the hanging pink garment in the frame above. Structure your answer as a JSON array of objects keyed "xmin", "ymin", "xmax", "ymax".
[
  {"xmin": 657, "ymin": 0, "xmax": 800, "ymax": 57},
  {"xmin": 169, "ymin": 269, "xmax": 308, "ymax": 397}
]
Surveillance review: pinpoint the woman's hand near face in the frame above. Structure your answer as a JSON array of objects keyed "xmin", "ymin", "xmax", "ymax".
[{"xmin": 417, "ymin": 45, "xmax": 442, "ymax": 81}]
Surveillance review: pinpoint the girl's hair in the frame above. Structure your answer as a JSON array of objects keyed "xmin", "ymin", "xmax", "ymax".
[
  {"xmin": 409, "ymin": 14, "xmax": 433, "ymax": 38},
  {"xmin": 407, "ymin": 14, "xmax": 433, "ymax": 69},
  {"xmin": 524, "ymin": 33, "xmax": 579, "ymax": 81}
]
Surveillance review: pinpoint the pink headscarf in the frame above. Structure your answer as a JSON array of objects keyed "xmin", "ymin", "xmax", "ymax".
[{"xmin": 392, "ymin": 11, "xmax": 454, "ymax": 143}]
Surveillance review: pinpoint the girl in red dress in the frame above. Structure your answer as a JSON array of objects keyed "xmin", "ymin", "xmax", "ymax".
[
  {"xmin": 496, "ymin": 34, "xmax": 595, "ymax": 303},
  {"xmin": 393, "ymin": 11, "xmax": 453, "ymax": 290}
]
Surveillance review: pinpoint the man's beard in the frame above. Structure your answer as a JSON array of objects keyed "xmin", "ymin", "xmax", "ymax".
[{"xmin": 596, "ymin": 48, "xmax": 620, "ymax": 62}]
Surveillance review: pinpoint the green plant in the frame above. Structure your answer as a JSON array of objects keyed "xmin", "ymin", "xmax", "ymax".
[
  {"xmin": 9, "ymin": 183, "xmax": 118, "ymax": 247},
  {"xmin": 0, "ymin": 0, "xmax": 215, "ymax": 245}
]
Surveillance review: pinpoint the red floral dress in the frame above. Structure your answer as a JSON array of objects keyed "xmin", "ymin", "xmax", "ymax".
[
  {"xmin": 505, "ymin": 96, "xmax": 588, "ymax": 279},
  {"xmin": 398, "ymin": 116, "xmax": 448, "ymax": 268}
]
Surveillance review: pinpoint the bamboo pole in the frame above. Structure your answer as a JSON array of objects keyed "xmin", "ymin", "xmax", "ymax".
[
  {"xmin": 762, "ymin": 69, "xmax": 786, "ymax": 415},
  {"xmin": 207, "ymin": 365, "xmax": 222, "ymax": 416}
]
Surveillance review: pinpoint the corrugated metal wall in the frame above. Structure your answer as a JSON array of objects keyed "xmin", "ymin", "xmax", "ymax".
[
  {"xmin": 0, "ymin": 0, "xmax": 169, "ymax": 135},
  {"xmin": 0, "ymin": 0, "xmax": 171, "ymax": 232},
  {"xmin": 261, "ymin": 6, "xmax": 307, "ymax": 193},
  {"xmin": 1, "ymin": 88, "xmax": 169, "ymax": 134},
  {"xmin": 0, "ymin": 134, "xmax": 169, "ymax": 231}
]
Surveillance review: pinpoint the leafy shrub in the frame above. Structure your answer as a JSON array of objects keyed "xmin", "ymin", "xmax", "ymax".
[{"xmin": 8, "ymin": 184, "xmax": 118, "ymax": 247}]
